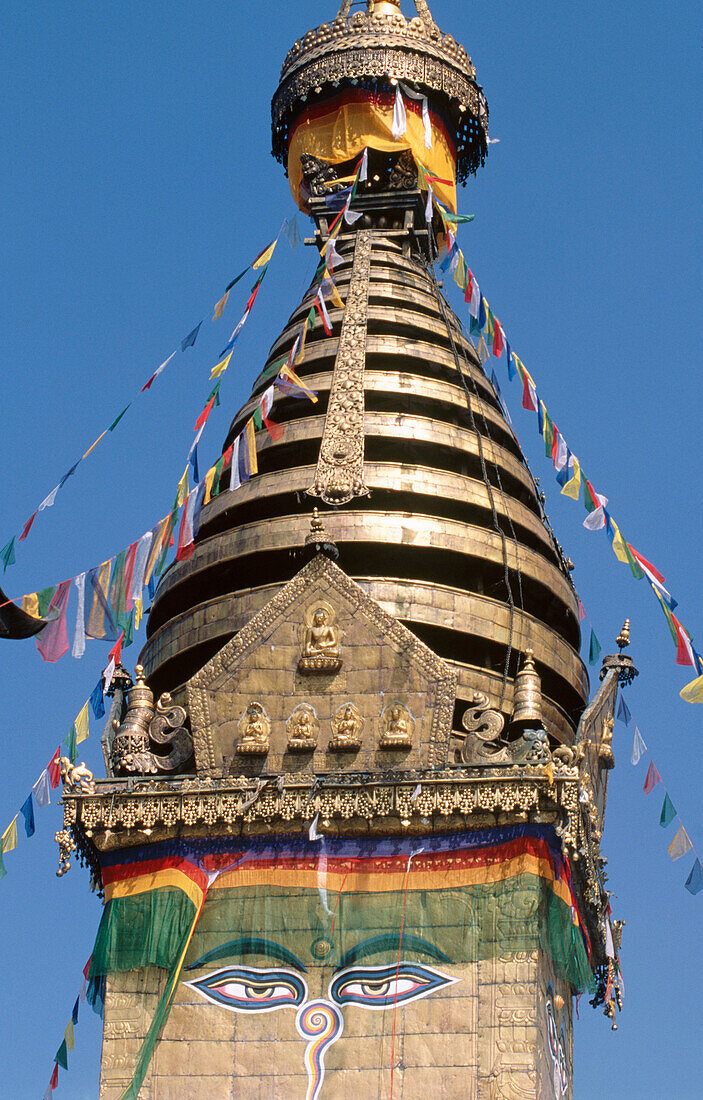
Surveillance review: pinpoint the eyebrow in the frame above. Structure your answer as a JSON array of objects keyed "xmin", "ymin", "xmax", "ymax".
[
  {"xmin": 186, "ymin": 936, "xmax": 307, "ymax": 973},
  {"xmin": 335, "ymin": 933, "xmax": 451, "ymax": 972}
]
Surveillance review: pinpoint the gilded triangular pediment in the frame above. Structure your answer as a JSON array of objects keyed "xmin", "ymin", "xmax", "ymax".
[{"xmin": 186, "ymin": 553, "xmax": 456, "ymax": 777}]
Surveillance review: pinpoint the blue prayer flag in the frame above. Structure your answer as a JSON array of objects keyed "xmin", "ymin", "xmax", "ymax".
[
  {"xmin": 616, "ymin": 692, "xmax": 631, "ymax": 726},
  {"xmin": 20, "ymin": 794, "xmax": 35, "ymax": 838},
  {"xmin": 72, "ymin": 997, "xmax": 80, "ymax": 1026},
  {"xmin": 89, "ymin": 679, "xmax": 105, "ymax": 720},
  {"xmin": 59, "ymin": 462, "xmax": 80, "ymax": 488},
  {"xmin": 189, "ymin": 446, "xmax": 200, "ymax": 485},
  {"xmin": 181, "ymin": 322, "xmax": 202, "ymax": 351},
  {"xmin": 685, "ymin": 858, "xmax": 703, "ymax": 896}
]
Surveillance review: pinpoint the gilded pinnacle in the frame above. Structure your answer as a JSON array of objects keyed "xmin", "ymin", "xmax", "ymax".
[{"xmin": 616, "ymin": 620, "xmax": 631, "ymax": 651}]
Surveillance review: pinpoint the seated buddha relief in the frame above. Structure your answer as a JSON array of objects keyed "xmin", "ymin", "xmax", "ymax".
[{"xmin": 298, "ymin": 602, "xmax": 342, "ymax": 674}]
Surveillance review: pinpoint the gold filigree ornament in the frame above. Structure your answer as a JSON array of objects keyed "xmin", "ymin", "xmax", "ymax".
[
  {"xmin": 236, "ymin": 702, "xmax": 271, "ymax": 756},
  {"xmin": 286, "ymin": 704, "xmax": 320, "ymax": 753},
  {"xmin": 59, "ymin": 757, "xmax": 96, "ymax": 795},
  {"xmin": 379, "ymin": 701, "xmax": 414, "ymax": 749},
  {"xmin": 329, "ymin": 702, "xmax": 363, "ymax": 752},
  {"xmin": 298, "ymin": 600, "xmax": 342, "ymax": 674}
]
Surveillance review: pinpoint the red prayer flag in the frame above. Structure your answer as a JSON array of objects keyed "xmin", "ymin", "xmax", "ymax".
[
  {"xmin": 245, "ymin": 281, "xmax": 263, "ymax": 314},
  {"xmin": 673, "ymin": 616, "xmax": 696, "ymax": 667},
  {"xmin": 492, "ymin": 321, "xmax": 505, "ymax": 358},
  {"xmin": 141, "ymin": 372, "xmax": 157, "ymax": 393},
  {"xmin": 19, "ymin": 510, "xmax": 38, "ymax": 542},
  {"xmin": 83, "ymin": 957, "xmax": 92, "ymax": 980},
  {"xmin": 643, "ymin": 760, "xmax": 661, "ymax": 794},
  {"xmin": 521, "ymin": 374, "xmax": 537, "ymax": 412},
  {"xmin": 262, "ymin": 411, "xmax": 284, "ymax": 441},
  {"xmin": 108, "ymin": 632, "xmax": 124, "ymax": 667},
  {"xmin": 194, "ymin": 395, "xmax": 217, "ymax": 432},
  {"xmin": 50, "ymin": 1063, "xmax": 59, "ymax": 1089},
  {"xmin": 48, "ymin": 746, "xmax": 62, "ymax": 789}
]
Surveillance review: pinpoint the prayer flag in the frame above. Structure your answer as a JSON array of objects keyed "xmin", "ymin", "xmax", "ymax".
[
  {"xmin": 189, "ymin": 442, "xmax": 200, "ymax": 484},
  {"xmin": 20, "ymin": 794, "xmax": 35, "ymax": 838},
  {"xmin": 35, "ymin": 586, "xmax": 57, "ymax": 618},
  {"xmin": 358, "ymin": 147, "xmax": 368, "ymax": 182},
  {"xmin": 630, "ymin": 727, "xmax": 646, "ymax": 766},
  {"xmin": 227, "ymin": 439, "xmax": 241, "ymax": 495},
  {"xmin": 72, "ymin": 998, "xmax": 80, "ymax": 1026},
  {"xmin": 141, "ymin": 350, "xmax": 177, "ymax": 392},
  {"xmin": 37, "ymin": 579, "xmax": 72, "ymax": 662},
  {"xmin": 577, "ymin": 597, "xmax": 586, "ymax": 621},
  {"xmin": 75, "ymin": 701, "xmax": 90, "ymax": 744},
  {"xmin": 109, "ymin": 549, "xmax": 127, "ymax": 616},
  {"xmin": 63, "ymin": 725, "xmax": 77, "ymax": 765},
  {"xmin": 643, "ymin": 760, "xmax": 661, "ymax": 794},
  {"xmin": 108, "ymin": 405, "xmax": 131, "ymax": 432},
  {"xmin": 627, "ymin": 544, "xmax": 676, "ymax": 609},
  {"xmin": 680, "ymin": 673, "xmax": 703, "ymax": 704},
  {"xmin": 175, "ymin": 490, "xmax": 198, "ymax": 562},
  {"xmin": 284, "ymin": 216, "xmax": 300, "ymax": 250},
  {"xmin": 0, "ymin": 850, "xmax": 5, "ymax": 882},
  {"xmin": 391, "ymin": 83, "xmax": 407, "ymax": 138},
  {"xmin": 19, "ymin": 510, "xmax": 38, "ymax": 542},
  {"xmin": 685, "ymin": 858, "xmax": 703, "ymax": 895},
  {"xmin": 399, "ymin": 82, "xmax": 432, "ymax": 147},
  {"xmin": 660, "ymin": 793, "xmax": 677, "ymax": 827},
  {"xmin": 604, "ymin": 512, "xmax": 644, "ymax": 578},
  {"xmin": 191, "ymin": 479, "xmax": 208, "ymax": 539},
  {"xmin": 560, "ymin": 455, "xmax": 581, "ymax": 500},
  {"xmin": 65, "ymin": 1021, "xmax": 74, "ymax": 1054},
  {"xmin": 315, "ymin": 288, "xmax": 332, "ymax": 335},
  {"xmin": 588, "ymin": 629, "xmax": 601, "ymax": 667},
  {"xmin": 81, "ymin": 431, "xmax": 107, "ymax": 460},
  {"xmin": 245, "ymin": 418, "xmax": 258, "ymax": 476},
  {"xmin": 54, "ymin": 1040, "xmax": 68, "ymax": 1070},
  {"xmin": 116, "ymin": 608, "xmax": 134, "ymax": 649},
  {"xmin": 225, "ymin": 268, "xmax": 249, "ymax": 293},
  {"xmin": 209, "ymin": 350, "xmax": 233, "ymax": 380},
  {"xmin": 195, "ymin": 394, "xmax": 217, "ymax": 432},
  {"xmin": 0, "ymin": 537, "xmax": 15, "ymax": 572},
  {"xmin": 220, "ymin": 308, "xmax": 251, "ymax": 356},
  {"xmin": 245, "ymin": 273, "xmax": 266, "ymax": 313},
  {"xmin": 181, "ymin": 321, "xmax": 202, "ymax": 351},
  {"xmin": 252, "ymin": 240, "xmax": 277, "ymax": 269},
  {"xmin": 466, "ymin": 269, "xmax": 480, "ymax": 319},
  {"xmin": 89, "ymin": 679, "xmax": 105, "ymax": 720},
  {"xmin": 123, "ymin": 541, "xmax": 139, "ymax": 612},
  {"xmin": 72, "ymin": 572, "xmax": 86, "ymax": 659},
  {"xmin": 32, "ymin": 770, "xmax": 50, "ymax": 808},
  {"xmin": 86, "ymin": 562, "xmax": 118, "ymax": 641},
  {"xmin": 521, "ymin": 372, "xmax": 538, "ymax": 412},
  {"xmin": 50, "ymin": 1063, "xmax": 59, "ymax": 1088},
  {"xmin": 2, "ymin": 816, "xmax": 18, "ymax": 854},
  {"xmin": 616, "ymin": 693, "xmax": 631, "ymax": 726},
  {"xmin": 260, "ymin": 385, "xmax": 284, "ymax": 441},
  {"xmin": 175, "ymin": 466, "xmax": 189, "ymax": 508},
  {"xmin": 668, "ymin": 825, "xmax": 692, "ymax": 861},
  {"xmin": 493, "ymin": 320, "xmax": 505, "ymax": 358},
  {"xmin": 672, "ymin": 614, "xmax": 697, "ymax": 667},
  {"xmin": 212, "ymin": 290, "xmax": 230, "ymax": 320}
]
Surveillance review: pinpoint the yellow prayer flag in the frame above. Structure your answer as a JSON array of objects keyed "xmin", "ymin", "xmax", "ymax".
[
  {"xmin": 680, "ymin": 673, "xmax": 703, "ymax": 703},
  {"xmin": 82, "ymin": 429, "xmax": 108, "ymax": 461},
  {"xmin": 134, "ymin": 596, "xmax": 144, "ymax": 631},
  {"xmin": 212, "ymin": 290, "xmax": 230, "ymax": 320},
  {"xmin": 245, "ymin": 418, "xmax": 258, "ymax": 477},
  {"xmin": 143, "ymin": 516, "xmax": 169, "ymax": 589},
  {"xmin": 328, "ymin": 282, "xmax": 344, "ymax": 310},
  {"xmin": 281, "ymin": 366, "xmax": 318, "ymax": 403},
  {"xmin": 296, "ymin": 319, "xmax": 309, "ymax": 365},
  {"xmin": 202, "ymin": 465, "xmax": 217, "ymax": 507},
  {"xmin": 210, "ymin": 351, "xmax": 233, "ymax": 380},
  {"xmin": 2, "ymin": 815, "xmax": 18, "ymax": 854},
  {"xmin": 609, "ymin": 520, "xmax": 631, "ymax": 565},
  {"xmin": 65, "ymin": 1020, "xmax": 75, "ymax": 1053},
  {"xmin": 252, "ymin": 241, "xmax": 276, "ymax": 269},
  {"xmin": 22, "ymin": 593, "xmax": 40, "ymax": 618},
  {"xmin": 75, "ymin": 701, "xmax": 90, "ymax": 744},
  {"xmin": 561, "ymin": 456, "xmax": 581, "ymax": 500},
  {"xmin": 175, "ymin": 467, "xmax": 189, "ymax": 509}
]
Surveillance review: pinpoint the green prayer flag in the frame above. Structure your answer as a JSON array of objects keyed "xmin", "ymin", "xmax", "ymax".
[
  {"xmin": 55, "ymin": 1039, "xmax": 68, "ymax": 1070},
  {"xmin": 108, "ymin": 404, "xmax": 130, "ymax": 432},
  {"xmin": 659, "ymin": 793, "xmax": 676, "ymax": 827},
  {"xmin": 588, "ymin": 629, "xmax": 601, "ymax": 667},
  {"xmin": 261, "ymin": 355, "xmax": 288, "ymax": 381},
  {"xmin": 0, "ymin": 537, "xmax": 15, "ymax": 573},
  {"xmin": 155, "ymin": 509, "xmax": 178, "ymax": 577},
  {"xmin": 207, "ymin": 380, "xmax": 222, "ymax": 406},
  {"xmin": 116, "ymin": 609, "xmax": 134, "ymax": 649},
  {"xmin": 63, "ymin": 725, "xmax": 78, "ymax": 765},
  {"xmin": 37, "ymin": 585, "xmax": 57, "ymax": 618},
  {"xmin": 110, "ymin": 549, "xmax": 127, "ymax": 616},
  {"xmin": 252, "ymin": 407, "xmax": 264, "ymax": 432},
  {"xmin": 308, "ymin": 305, "xmax": 317, "ymax": 331},
  {"xmin": 442, "ymin": 211, "xmax": 475, "ymax": 225}
]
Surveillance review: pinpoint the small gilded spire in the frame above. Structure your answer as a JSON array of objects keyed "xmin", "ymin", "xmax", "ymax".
[
  {"xmin": 510, "ymin": 649, "xmax": 543, "ymax": 728},
  {"xmin": 616, "ymin": 620, "xmax": 631, "ymax": 652}
]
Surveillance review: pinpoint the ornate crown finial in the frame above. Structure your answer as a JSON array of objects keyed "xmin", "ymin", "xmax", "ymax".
[{"xmin": 616, "ymin": 620, "xmax": 631, "ymax": 651}]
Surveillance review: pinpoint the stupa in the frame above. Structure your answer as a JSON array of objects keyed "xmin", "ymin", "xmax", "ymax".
[{"xmin": 54, "ymin": 3, "xmax": 630, "ymax": 1096}]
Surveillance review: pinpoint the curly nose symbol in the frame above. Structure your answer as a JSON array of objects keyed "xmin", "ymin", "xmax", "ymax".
[{"xmin": 296, "ymin": 999, "xmax": 344, "ymax": 1100}]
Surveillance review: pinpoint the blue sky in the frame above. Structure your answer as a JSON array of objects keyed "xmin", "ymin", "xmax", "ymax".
[{"xmin": 0, "ymin": 2, "xmax": 701, "ymax": 1096}]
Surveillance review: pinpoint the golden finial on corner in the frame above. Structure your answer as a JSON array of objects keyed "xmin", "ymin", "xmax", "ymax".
[{"xmin": 616, "ymin": 620, "xmax": 631, "ymax": 652}]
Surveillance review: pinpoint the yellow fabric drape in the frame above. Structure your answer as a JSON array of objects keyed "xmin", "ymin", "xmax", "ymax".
[{"xmin": 288, "ymin": 99, "xmax": 457, "ymax": 213}]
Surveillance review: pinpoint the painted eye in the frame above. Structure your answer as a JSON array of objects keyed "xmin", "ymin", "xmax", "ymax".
[
  {"xmin": 186, "ymin": 967, "xmax": 307, "ymax": 1013},
  {"xmin": 329, "ymin": 963, "xmax": 456, "ymax": 1010}
]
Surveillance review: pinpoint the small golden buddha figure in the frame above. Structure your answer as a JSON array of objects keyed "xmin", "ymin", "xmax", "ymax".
[
  {"xmin": 379, "ymin": 702, "xmax": 413, "ymax": 750},
  {"xmin": 286, "ymin": 706, "xmax": 319, "ymax": 752},
  {"xmin": 236, "ymin": 702, "xmax": 271, "ymax": 756},
  {"xmin": 298, "ymin": 605, "xmax": 342, "ymax": 674},
  {"xmin": 329, "ymin": 702, "xmax": 363, "ymax": 752}
]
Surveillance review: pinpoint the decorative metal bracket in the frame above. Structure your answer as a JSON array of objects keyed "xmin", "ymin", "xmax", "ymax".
[{"xmin": 307, "ymin": 230, "xmax": 372, "ymax": 506}]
